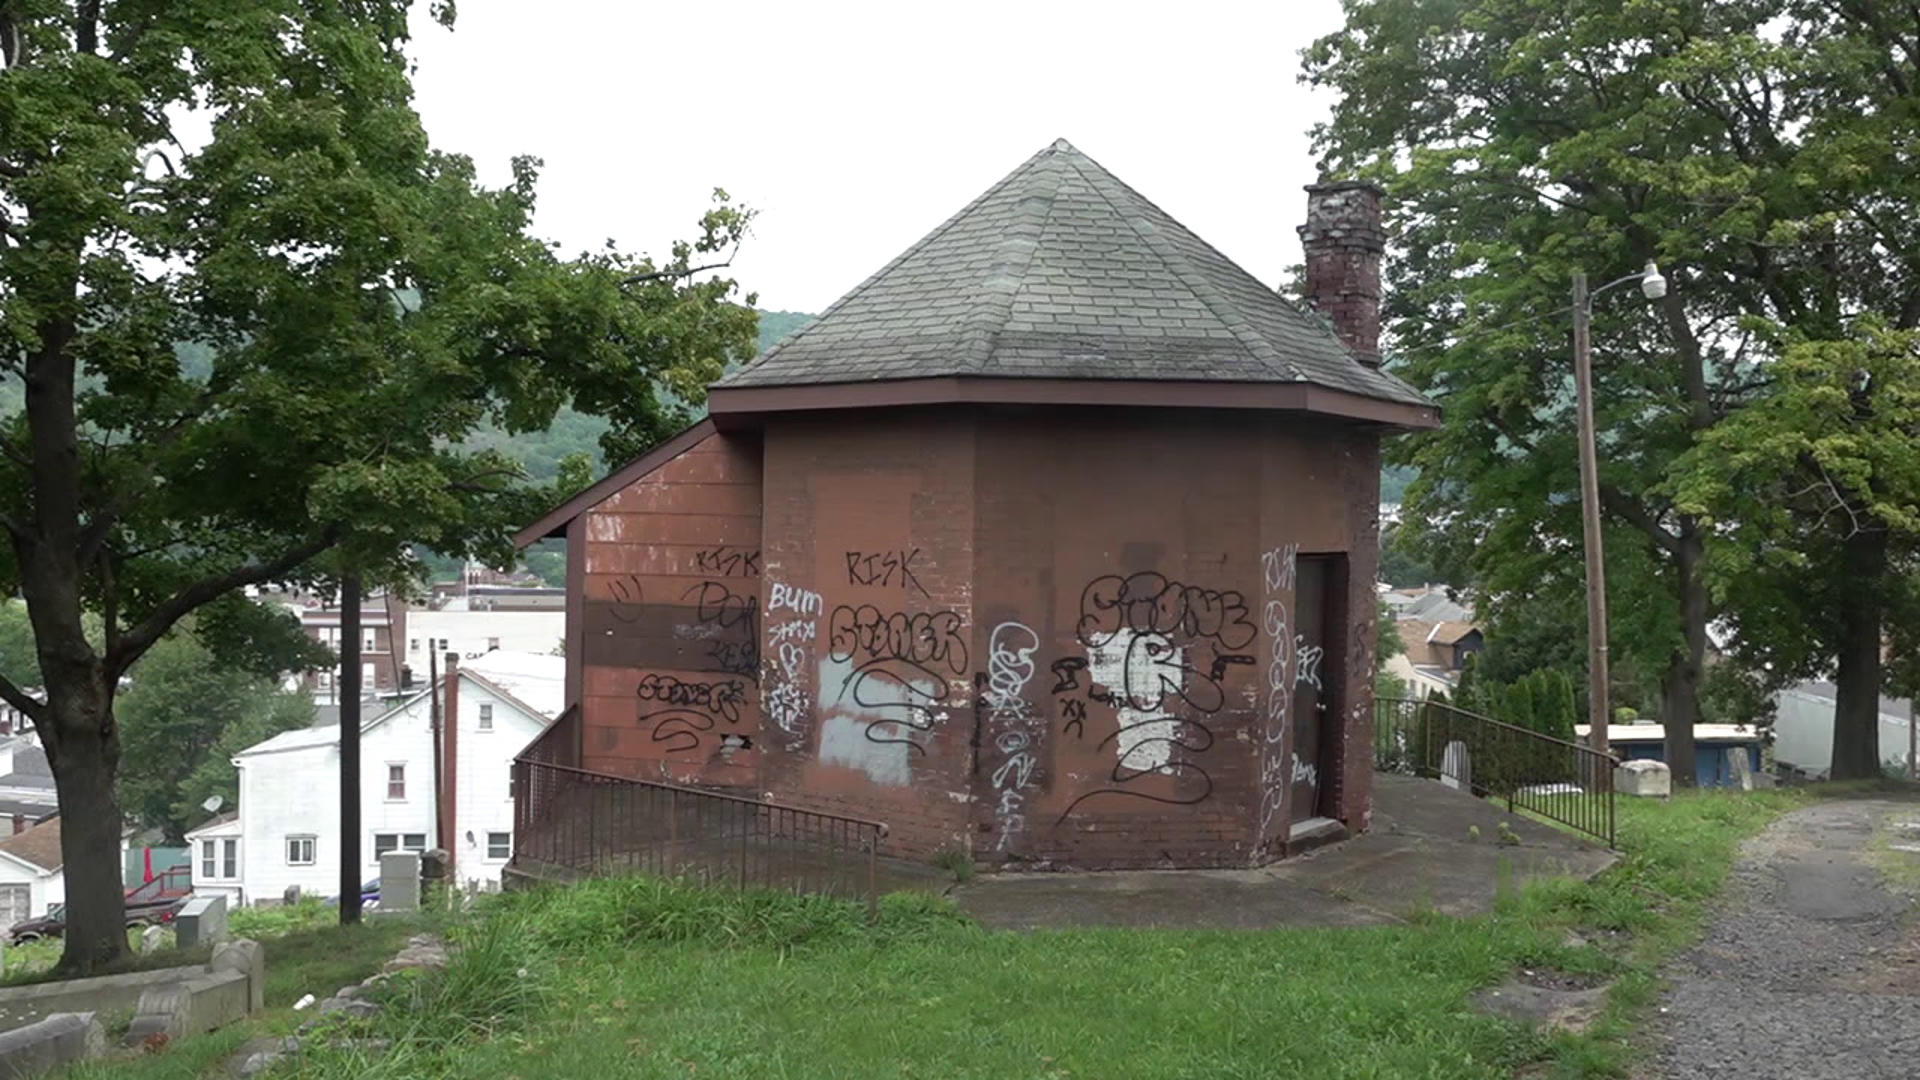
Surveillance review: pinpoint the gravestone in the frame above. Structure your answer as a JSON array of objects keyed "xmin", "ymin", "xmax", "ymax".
[
  {"xmin": 1614, "ymin": 758, "xmax": 1672, "ymax": 798},
  {"xmin": 1725, "ymin": 747, "xmax": 1754, "ymax": 792},
  {"xmin": 174, "ymin": 895, "xmax": 227, "ymax": 950},
  {"xmin": 0, "ymin": 1011, "xmax": 104, "ymax": 1076},
  {"xmin": 1440, "ymin": 741, "xmax": 1472, "ymax": 792},
  {"xmin": 137, "ymin": 924, "xmax": 165, "ymax": 955},
  {"xmin": 379, "ymin": 852, "xmax": 421, "ymax": 912}
]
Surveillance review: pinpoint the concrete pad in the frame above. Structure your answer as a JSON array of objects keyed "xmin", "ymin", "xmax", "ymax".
[{"xmin": 953, "ymin": 772, "xmax": 1616, "ymax": 931}]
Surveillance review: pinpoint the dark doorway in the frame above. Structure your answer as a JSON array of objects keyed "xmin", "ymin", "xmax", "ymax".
[{"xmin": 1289, "ymin": 555, "xmax": 1338, "ymax": 823}]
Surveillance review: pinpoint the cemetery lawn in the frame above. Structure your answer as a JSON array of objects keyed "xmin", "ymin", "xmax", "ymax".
[{"xmin": 66, "ymin": 787, "xmax": 1860, "ymax": 1080}]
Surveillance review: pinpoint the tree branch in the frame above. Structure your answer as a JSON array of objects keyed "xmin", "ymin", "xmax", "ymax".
[
  {"xmin": 0, "ymin": 673, "xmax": 43, "ymax": 729},
  {"xmin": 75, "ymin": 0, "xmax": 100, "ymax": 55},
  {"xmin": 1600, "ymin": 483, "xmax": 1683, "ymax": 556},
  {"xmin": 107, "ymin": 529, "xmax": 339, "ymax": 678},
  {"xmin": 621, "ymin": 257, "xmax": 736, "ymax": 286}
]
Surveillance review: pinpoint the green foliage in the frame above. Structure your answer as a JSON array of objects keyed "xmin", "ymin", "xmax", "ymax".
[
  {"xmin": 116, "ymin": 626, "xmax": 317, "ymax": 842},
  {"xmin": 1305, "ymin": 0, "xmax": 1920, "ymax": 761}
]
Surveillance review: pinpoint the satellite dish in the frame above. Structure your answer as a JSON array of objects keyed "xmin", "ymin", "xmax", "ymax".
[{"xmin": 201, "ymin": 795, "xmax": 224, "ymax": 814}]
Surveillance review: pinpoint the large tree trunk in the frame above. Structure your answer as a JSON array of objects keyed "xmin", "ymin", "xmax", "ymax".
[
  {"xmin": 1659, "ymin": 524, "xmax": 1709, "ymax": 787},
  {"xmin": 1831, "ymin": 527, "xmax": 1889, "ymax": 780},
  {"xmin": 45, "ymin": 682, "xmax": 130, "ymax": 974}
]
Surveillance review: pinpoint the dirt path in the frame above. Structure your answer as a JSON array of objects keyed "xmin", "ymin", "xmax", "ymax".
[{"xmin": 1646, "ymin": 796, "xmax": 1920, "ymax": 1078}]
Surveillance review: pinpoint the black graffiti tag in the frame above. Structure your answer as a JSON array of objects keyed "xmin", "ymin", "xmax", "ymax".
[
  {"xmin": 637, "ymin": 673, "xmax": 747, "ymax": 725},
  {"xmin": 827, "ymin": 605, "xmax": 969, "ymax": 675},
  {"xmin": 1076, "ymin": 574, "xmax": 1257, "ymax": 650},
  {"xmin": 845, "ymin": 549, "xmax": 930, "ymax": 598},
  {"xmin": 695, "ymin": 547, "xmax": 761, "ymax": 578}
]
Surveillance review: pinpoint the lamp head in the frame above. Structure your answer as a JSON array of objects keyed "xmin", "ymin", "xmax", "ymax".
[{"xmin": 1639, "ymin": 262, "xmax": 1667, "ymax": 300}]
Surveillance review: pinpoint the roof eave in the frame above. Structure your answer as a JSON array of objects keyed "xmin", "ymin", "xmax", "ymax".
[{"xmin": 707, "ymin": 376, "xmax": 1441, "ymax": 431}]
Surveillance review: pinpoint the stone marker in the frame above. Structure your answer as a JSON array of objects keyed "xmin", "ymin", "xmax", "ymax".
[
  {"xmin": 175, "ymin": 895, "xmax": 229, "ymax": 950},
  {"xmin": 1440, "ymin": 741, "xmax": 1472, "ymax": 791},
  {"xmin": 379, "ymin": 851, "xmax": 421, "ymax": 913},
  {"xmin": 210, "ymin": 939, "xmax": 265, "ymax": 1015},
  {"xmin": 1725, "ymin": 747, "xmax": 1754, "ymax": 792},
  {"xmin": 0, "ymin": 1011, "xmax": 104, "ymax": 1078},
  {"xmin": 138, "ymin": 924, "xmax": 166, "ymax": 955},
  {"xmin": 1614, "ymin": 758, "xmax": 1672, "ymax": 798}
]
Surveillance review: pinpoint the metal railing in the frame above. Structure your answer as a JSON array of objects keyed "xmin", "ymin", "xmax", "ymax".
[
  {"xmin": 511, "ymin": 755, "xmax": 890, "ymax": 917},
  {"xmin": 1375, "ymin": 696, "xmax": 1617, "ymax": 847}
]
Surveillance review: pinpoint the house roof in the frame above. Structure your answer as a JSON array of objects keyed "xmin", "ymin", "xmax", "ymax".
[
  {"xmin": 236, "ymin": 660, "xmax": 558, "ymax": 758},
  {"xmin": 709, "ymin": 139, "xmax": 1435, "ymax": 422},
  {"xmin": 513, "ymin": 419, "xmax": 720, "ymax": 544},
  {"xmin": 1780, "ymin": 681, "xmax": 1913, "ymax": 721},
  {"xmin": 1427, "ymin": 621, "xmax": 1481, "ymax": 646},
  {"xmin": 0, "ymin": 815, "xmax": 61, "ymax": 874},
  {"xmin": 1577, "ymin": 723, "xmax": 1763, "ymax": 745},
  {"xmin": 184, "ymin": 811, "xmax": 239, "ymax": 839}
]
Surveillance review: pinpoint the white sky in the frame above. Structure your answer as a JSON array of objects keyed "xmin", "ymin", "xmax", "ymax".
[{"xmin": 405, "ymin": 0, "xmax": 1350, "ymax": 315}]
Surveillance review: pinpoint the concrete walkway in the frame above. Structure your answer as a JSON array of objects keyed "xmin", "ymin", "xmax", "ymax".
[
  {"xmin": 953, "ymin": 773, "xmax": 1617, "ymax": 930},
  {"xmin": 1646, "ymin": 796, "xmax": 1920, "ymax": 1078}
]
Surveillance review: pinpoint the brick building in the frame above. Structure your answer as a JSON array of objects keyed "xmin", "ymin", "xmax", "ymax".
[{"xmin": 517, "ymin": 140, "xmax": 1437, "ymax": 868}]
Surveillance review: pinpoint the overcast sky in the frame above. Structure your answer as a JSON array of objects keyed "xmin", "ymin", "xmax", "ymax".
[{"xmin": 406, "ymin": 1, "xmax": 1350, "ymax": 316}]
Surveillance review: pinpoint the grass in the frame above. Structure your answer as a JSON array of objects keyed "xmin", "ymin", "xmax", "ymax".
[{"xmin": 64, "ymin": 785, "xmax": 1858, "ymax": 1079}]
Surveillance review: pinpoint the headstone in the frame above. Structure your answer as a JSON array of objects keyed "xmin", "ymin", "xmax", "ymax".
[
  {"xmin": 210, "ymin": 938, "xmax": 265, "ymax": 1015},
  {"xmin": 0, "ymin": 1011, "xmax": 105, "ymax": 1076},
  {"xmin": 282, "ymin": 885, "xmax": 301, "ymax": 907},
  {"xmin": 1440, "ymin": 741, "xmax": 1472, "ymax": 791},
  {"xmin": 379, "ymin": 851, "xmax": 421, "ymax": 913},
  {"xmin": 175, "ymin": 895, "xmax": 229, "ymax": 950},
  {"xmin": 1614, "ymin": 758, "xmax": 1672, "ymax": 798},
  {"xmin": 1725, "ymin": 747, "xmax": 1754, "ymax": 791},
  {"xmin": 138, "ymin": 924, "xmax": 166, "ymax": 955}
]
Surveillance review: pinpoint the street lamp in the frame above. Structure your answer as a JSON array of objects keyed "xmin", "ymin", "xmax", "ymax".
[{"xmin": 1572, "ymin": 261, "xmax": 1665, "ymax": 762}]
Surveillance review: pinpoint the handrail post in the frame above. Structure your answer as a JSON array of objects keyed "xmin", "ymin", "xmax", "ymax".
[
  {"xmin": 867, "ymin": 831, "xmax": 879, "ymax": 922},
  {"xmin": 667, "ymin": 787, "xmax": 679, "ymax": 877}
]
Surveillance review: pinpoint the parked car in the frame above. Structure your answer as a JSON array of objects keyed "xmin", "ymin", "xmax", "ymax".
[
  {"xmin": 323, "ymin": 879, "xmax": 381, "ymax": 910},
  {"xmin": 7, "ymin": 893, "xmax": 189, "ymax": 943}
]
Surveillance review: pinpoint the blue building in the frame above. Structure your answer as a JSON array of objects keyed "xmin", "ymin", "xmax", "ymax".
[{"xmin": 1579, "ymin": 723, "xmax": 1765, "ymax": 788}]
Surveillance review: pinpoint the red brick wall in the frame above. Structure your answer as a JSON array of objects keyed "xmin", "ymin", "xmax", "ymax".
[
  {"xmin": 564, "ymin": 407, "xmax": 1382, "ymax": 870},
  {"xmin": 754, "ymin": 409, "xmax": 977, "ymax": 859},
  {"xmin": 576, "ymin": 431, "xmax": 764, "ymax": 786}
]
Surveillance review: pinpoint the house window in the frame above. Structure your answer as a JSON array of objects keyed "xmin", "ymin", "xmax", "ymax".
[
  {"xmin": 410, "ymin": 638, "xmax": 419, "ymax": 652},
  {"xmin": 202, "ymin": 838, "xmax": 239, "ymax": 880},
  {"xmin": 487, "ymin": 832, "xmax": 511, "ymax": 860},
  {"xmin": 478, "ymin": 703, "xmax": 493, "ymax": 731},
  {"xmin": 386, "ymin": 763, "xmax": 406, "ymax": 800},
  {"xmin": 373, "ymin": 833, "xmax": 429, "ymax": 861},
  {"xmin": 317, "ymin": 669, "xmax": 334, "ymax": 691},
  {"xmin": 363, "ymin": 629, "xmax": 377, "ymax": 652},
  {"xmin": 487, "ymin": 637, "xmax": 500, "ymax": 650},
  {"xmin": 507, "ymin": 765, "xmax": 514, "ymax": 800},
  {"xmin": 286, "ymin": 836, "xmax": 316, "ymax": 865}
]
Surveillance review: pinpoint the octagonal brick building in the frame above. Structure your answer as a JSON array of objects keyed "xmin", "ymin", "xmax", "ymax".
[{"xmin": 517, "ymin": 140, "xmax": 1438, "ymax": 869}]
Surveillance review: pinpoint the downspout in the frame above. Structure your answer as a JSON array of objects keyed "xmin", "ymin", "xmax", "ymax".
[{"xmin": 429, "ymin": 649, "xmax": 442, "ymax": 870}]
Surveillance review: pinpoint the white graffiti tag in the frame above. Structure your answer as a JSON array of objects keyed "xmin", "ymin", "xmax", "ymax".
[
  {"xmin": 1258, "ymin": 544, "xmax": 1298, "ymax": 840},
  {"xmin": 984, "ymin": 622, "xmax": 1041, "ymax": 850}
]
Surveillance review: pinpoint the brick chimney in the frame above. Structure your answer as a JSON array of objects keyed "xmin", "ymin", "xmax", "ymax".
[
  {"xmin": 440, "ymin": 652, "xmax": 459, "ymax": 878},
  {"xmin": 1298, "ymin": 181, "xmax": 1387, "ymax": 366}
]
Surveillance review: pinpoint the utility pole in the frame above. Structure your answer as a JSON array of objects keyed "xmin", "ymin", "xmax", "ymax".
[
  {"xmin": 339, "ymin": 574, "xmax": 364, "ymax": 925},
  {"xmin": 1572, "ymin": 271, "xmax": 1611, "ymax": 761},
  {"xmin": 429, "ymin": 648, "xmax": 442, "ymax": 856}
]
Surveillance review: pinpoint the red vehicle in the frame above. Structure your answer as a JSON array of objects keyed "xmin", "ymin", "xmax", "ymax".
[{"xmin": 6, "ymin": 866, "xmax": 192, "ymax": 943}]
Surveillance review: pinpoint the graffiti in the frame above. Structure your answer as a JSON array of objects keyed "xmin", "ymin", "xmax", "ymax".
[
  {"xmin": 1208, "ymin": 652, "xmax": 1257, "ymax": 683},
  {"xmin": 981, "ymin": 622, "xmax": 1041, "ymax": 850},
  {"xmin": 636, "ymin": 673, "xmax": 747, "ymax": 725},
  {"xmin": 645, "ymin": 710, "xmax": 722, "ymax": 754},
  {"xmin": 1294, "ymin": 640, "xmax": 1324, "ymax": 691},
  {"xmin": 827, "ymin": 606, "xmax": 969, "ymax": 675},
  {"xmin": 1050, "ymin": 658, "xmax": 1087, "ymax": 694},
  {"xmin": 1060, "ymin": 698, "xmax": 1087, "ymax": 739},
  {"xmin": 762, "ymin": 579, "xmax": 818, "ymax": 738},
  {"xmin": 682, "ymin": 581, "xmax": 759, "ymax": 677},
  {"xmin": 695, "ymin": 547, "xmax": 761, "ymax": 578},
  {"xmin": 1057, "ymin": 714, "xmax": 1215, "ymax": 820},
  {"xmin": 1258, "ymin": 544, "xmax": 1297, "ymax": 840},
  {"xmin": 1292, "ymin": 753, "xmax": 1319, "ymax": 789},
  {"xmin": 1076, "ymin": 574, "xmax": 1256, "ymax": 651},
  {"xmin": 845, "ymin": 549, "xmax": 931, "ymax": 598},
  {"xmin": 605, "ymin": 575, "xmax": 645, "ymax": 624},
  {"xmin": 769, "ymin": 582, "xmax": 823, "ymax": 617}
]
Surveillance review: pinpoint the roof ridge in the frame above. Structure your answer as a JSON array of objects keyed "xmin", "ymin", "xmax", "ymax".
[
  {"xmin": 1062, "ymin": 149, "xmax": 1301, "ymax": 381},
  {"xmin": 728, "ymin": 144, "xmax": 1065, "ymax": 381},
  {"xmin": 956, "ymin": 150, "xmax": 1066, "ymax": 373}
]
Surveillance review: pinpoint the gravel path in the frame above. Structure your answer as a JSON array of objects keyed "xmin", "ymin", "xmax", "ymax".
[{"xmin": 1646, "ymin": 797, "xmax": 1920, "ymax": 1078}]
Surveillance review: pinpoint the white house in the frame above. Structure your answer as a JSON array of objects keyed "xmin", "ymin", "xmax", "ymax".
[
  {"xmin": 402, "ymin": 609, "xmax": 563, "ymax": 681},
  {"xmin": 185, "ymin": 811, "xmax": 244, "ymax": 905},
  {"xmin": 227, "ymin": 654, "xmax": 559, "ymax": 905},
  {"xmin": 0, "ymin": 816, "xmax": 64, "ymax": 927},
  {"xmin": 1773, "ymin": 681, "xmax": 1916, "ymax": 777}
]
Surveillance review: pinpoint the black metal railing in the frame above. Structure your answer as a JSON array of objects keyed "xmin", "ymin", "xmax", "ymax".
[
  {"xmin": 510, "ymin": 755, "xmax": 890, "ymax": 917},
  {"xmin": 1375, "ymin": 696, "xmax": 1617, "ymax": 847}
]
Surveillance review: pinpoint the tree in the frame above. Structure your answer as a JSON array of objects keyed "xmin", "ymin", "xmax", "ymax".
[
  {"xmin": 117, "ymin": 622, "xmax": 317, "ymax": 843},
  {"xmin": 0, "ymin": 3, "xmax": 758, "ymax": 971},
  {"xmin": 1304, "ymin": 0, "xmax": 1910, "ymax": 785}
]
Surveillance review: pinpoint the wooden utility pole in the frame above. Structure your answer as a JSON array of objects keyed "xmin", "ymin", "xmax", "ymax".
[
  {"xmin": 1572, "ymin": 271, "xmax": 1611, "ymax": 761},
  {"xmin": 339, "ymin": 574, "xmax": 364, "ymax": 925}
]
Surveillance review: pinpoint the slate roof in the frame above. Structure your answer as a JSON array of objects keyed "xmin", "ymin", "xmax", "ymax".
[
  {"xmin": 0, "ymin": 816, "xmax": 61, "ymax": 873},
  {"xmin": 719, "ymin": 139, "xmax": 1427, "ymax": 406}
]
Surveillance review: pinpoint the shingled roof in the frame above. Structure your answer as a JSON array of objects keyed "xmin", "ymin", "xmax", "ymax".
[{"xmin": 716, "ymin": 139, "xmax": 1426, "ymax": 408}]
